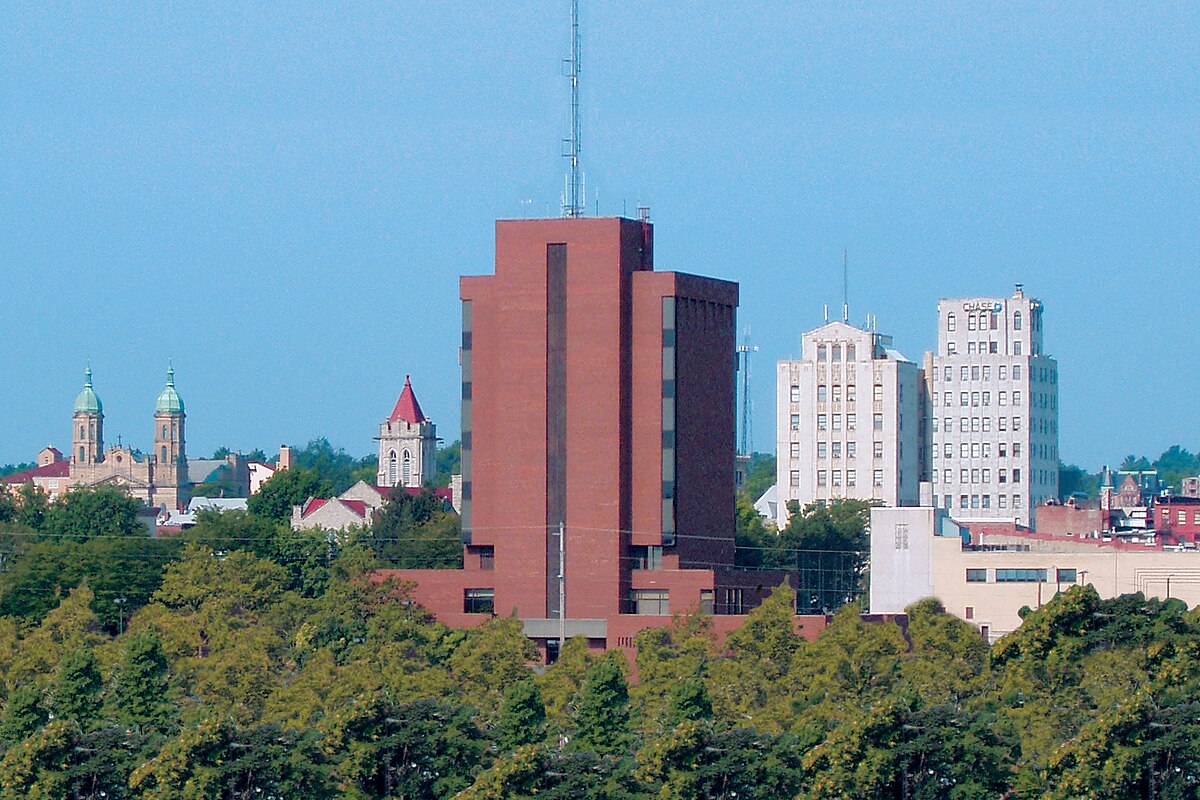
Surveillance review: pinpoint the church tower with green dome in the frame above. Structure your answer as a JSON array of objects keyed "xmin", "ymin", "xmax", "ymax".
[
  {"xmin": 72, "ymin": 367, "xmax": 104, "ymax": 465},
  {"xmin": 153, "ymin": 364, "xmax": 188, "ymax": 508}
]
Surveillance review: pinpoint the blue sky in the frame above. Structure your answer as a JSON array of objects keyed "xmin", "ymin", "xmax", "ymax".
[{"xmin": 1, "ymin": 2, "xmax": 1196, "ymax": 471}]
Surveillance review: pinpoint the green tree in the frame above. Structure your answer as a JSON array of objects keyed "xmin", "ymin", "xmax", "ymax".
[
  {"xmin": 247, "ymin": 468, "xmax": 333, "ymax": 523},
  {"xmin": 493, "ymin": 678, "xmax": 547, "ymax": 752},
  {"xmin": 0, "ymin": 685, "xmax": 48, "ymax": 746},
  {"xmin": 739, "ymin": 451, "xmax": 776, "ymax": 502},
  {"xmin": 433, "ymin": 440, "xmax": 461, "ymax": 488},
  {"xmin": 448, "ymin": 615, "xmax": 537, "ymax": 722},
  {"xmin": 571, "ymin": 652, "xmax": 631, "ymax": 755},
  {"xmin": 362, "ymin": 487, "xmax": 462, "ymax": 569},
  {"xmin": 322, "ymin": 697, "xmax": 486, "ymax": 800},
  {"xmin": 15, "ymin": 482, "xmax": 49, "ymax": 530},
  {"xmin": 734, "ymin": 495, "xmax": 769, "ymax": 567},
  {"xmin": 110, "ymin": 627, "xmax": 171, "ymax": 730},
  {"xmin": 40, "ymin": 487, "xmax": 143, "ymax": 541},
  {"xmin": 0, "ymin": 490, "xmax": 15, "ymax": 524},
  {"xmin": 179, "ymin": 509, "xmax": 282, "ymax": 560},
  {"xmin": 773, "ymin": 499, "xmax": 873, "ymax": 612},
  {"xmin": 51, "ymin": 646, "xmax": 103, "ymax": 726}
]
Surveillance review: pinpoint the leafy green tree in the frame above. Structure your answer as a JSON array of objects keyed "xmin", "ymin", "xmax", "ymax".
[
  {"xmin": 734, "ymin": 495, "xmax": 769, "ymax": 567},
  {"xmin": 433, "ymin": 440, "xmax": 461, "ymax": 488},
  {"xmin": 0, "ymin": 684, "xmax": 48, "ymax": 746},
  {"xmin": 448, "ymin": 615, "xmax": 537, "ymax": 722},
  {"xmin": 0, "ymin": 718, "xmax": 74, "ymax": 798},
  {"xmin": 322, "ymin": 697, "xmax": 486, "ymax": 800},
  {"xmin": 290, "ymin": 438, "xmax": 373, "ymax": 494},
  {"xmin": 50, "ymin": 646, "xmax": 103, "ymax": 726},
  {"xmin": 571, "ymin": 652, "xmax": 631, "ymax": 755},
  {"xmin": 1058, "ymin": 461, "xmax": 1099, "ymax": 500},
  {"xmin": 0, "ymin": 490, "xmax": 15, "ymax": 524},
  {"xmin": 131, "ymin": 719, "xmax": 332, "ymax": 800},
  {"xmin": 246, "ymin": 467, "xmax": 333, "ymax": 523},
  {"xmin": 739, "ymin": 451, "xmax": 776, "ymax": 502},
  {"xmin": 15, "ymin": 482, "xmax": 49, "ymax": 530},
  {"xmin": 179, "ymin": 509, "xmax": 281, "ymax": 560},
  {"xmin": 110, "ymin": 627, "xmax": 171, "ymax": 730},
  {"xmin": 362, "ymin": 487, "xmax": 462, "ymax": 569},
  {"xmin": 493, "ymin": 678, "xmax": 546, "ymax": 752},
  {"xmin": 40, "ymin": 487, "xmax": 144, "ymax": 541},
  {"xmin": 773, "ymin": 498, "xmax": 873, "ymax": 611}
]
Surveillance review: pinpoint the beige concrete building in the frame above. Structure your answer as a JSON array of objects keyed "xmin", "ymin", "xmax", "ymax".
[
  {"xmin": 870, "ymin": 506, "xmax": 1200, "ymax": 642},
  {"xmin": 925, "ymin": 285, "xmax": 1059, "ymax": 527},
  {"xmin": 775, "ymin": 321, "xmax": 923, "ymax": 527}
]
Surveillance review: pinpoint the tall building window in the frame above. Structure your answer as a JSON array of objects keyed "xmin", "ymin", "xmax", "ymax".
[
  {"xmin": 846, "ymin": 344, "xmax": 856, "ymax": 360},
  {"xmin": 1014, "ymin": 341, "xmax": 1023, "ymax": 355},
  {"xmin": 818, "ymin": 345, "xmax": 828, "ymax": 361},
  {"xmin": 817, "ymin": 470, "xmax": 828, "ymax": 486},
  {"xmin": 847, "ymin": 384, "xmax": 857, "ymax": 401},
  {"xmin": 873, "ymin": 413, "xmax": 883, "ymax": 430},
  {"xmin": 790, "ymin": 414, "xmax": 800, "ymax": 431},
  {"xmin": 817, "ymin": 385, "xmax": 828, "ymax": 402},
  {"xmin": 790, "ymin": 442, "xmax": 800, "ymax": 459},
  {"xmin": 832, "ymin": 470, "xmax": 842, "ymax": 486},
  {"xmin": 1013, "ymin": 365, "xmax": 1022, "ymax": 380},
  {"xmin": 943, "ymin": 366, "xmax": 952, "ymax": 381},
  {"xmin": 968, "ymin": 314, "xmax": 977, "ymax": 331},
  {"xmin": 161, "ymin": 447, "xmax": 167, "ymax": 461},
  {"xmin": 817, "ymin": 441, "xmax": 827, "ymax": 458},
  {"xmin": 873, "ymin": 384, "xmax": 883, "ymax": 402},
  {"xmin": 971, "ymin": 366, "xmax": 980, "ymax": 380},
  {"xmin": 873, "ymin": 470, "xmax": 883, "ymax": 487},
  {"xmin": 832, "ymin": 385, "xmax": 842, "ymax": 402},
  {"xmin": 847, "ymin": 469, "xmax": 857, "ymax": 486},
  {"xmin": 817, "ymin": 414, "xmax": 827, "ymax": 430},
  {"xmin": 832, "ymin": 414, "xmax": 842, "ymax": 430},
  {"xmin": 402, "ymin": 450, "xmax": 412, "ymax": 484},
  {"xmin": 847, "ymin": 442, "xmax": 856, "ymax": 457},
  {"xmin": 960, "ymin": 392, "xmax": 968, "ymax": 406},
  {"xmin": 846, "ymin": 413, "xmax": 856, "ymax": 430},
  {"xmin": 789, "ymin": 470, "xmax": 800, "ymax": 487},
  {"xmin": 832, "ymin": 442, "xmax": 842, "ymax": 458},
  {"xmin": 388, "ymin": 451, "xmax": 398, "ymax": 484},
  {"xmin": 832, "ymin": 345, "xmax": 841, "ymax": 361},
  {"xmin": 960, "ymin": 366, "xmax": 969, "ymax": 381},
  {"xmin": 947, "ymin": 313, "xmax": 956, "ymax": 331},
  {"xmin": 1013, "ymin": 311, "xmax": 1023, "ymax": 330},
  {"xmin": 876, "ymin": 441, "xmax": 885, "ymax": 458}
]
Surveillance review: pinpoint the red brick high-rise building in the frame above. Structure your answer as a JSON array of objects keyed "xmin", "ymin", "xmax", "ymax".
[{"xmin": 384, "ymin": 216, "xmax": 802, "ymax": 657}]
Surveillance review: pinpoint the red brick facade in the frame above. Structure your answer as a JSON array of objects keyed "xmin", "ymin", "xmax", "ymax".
[{"xmin": 378, "ymin": 217, "xmax": 813, "ymax": 656}]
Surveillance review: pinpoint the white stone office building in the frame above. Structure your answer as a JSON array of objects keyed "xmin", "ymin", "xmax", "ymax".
[
  {"xmin": 926, "ymin": 285, "xmax": 1059, "ymax": 527},
  {"xmin": 775, "ymin": 321, "xmax": 924, "ymax": 528}
]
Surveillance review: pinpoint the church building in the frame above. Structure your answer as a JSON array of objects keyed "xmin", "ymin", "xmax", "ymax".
[
  {"xmin": 375, "ymin": 375, "xmax": 437, "ymax": 489},
  {"xmin": 4, "ymin": 366, "xmax": 192, "ymax": 510}
]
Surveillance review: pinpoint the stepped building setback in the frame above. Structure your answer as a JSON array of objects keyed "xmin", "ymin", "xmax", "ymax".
[{"xmin": 378, "ymin": 216, "xmax": 808, "ymax": 658}]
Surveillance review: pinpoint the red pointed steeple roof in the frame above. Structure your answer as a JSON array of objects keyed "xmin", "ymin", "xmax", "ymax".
[{"xmin": 387, "ymin": 375, "xmax": 427, "ymax": 424}]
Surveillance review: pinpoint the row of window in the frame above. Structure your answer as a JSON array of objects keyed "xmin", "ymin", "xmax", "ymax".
[
  {"xmin": 790, "ymin": 383, "xmax": 888, "ymax": 404},
  {"xmin": 790, "ymin": 412, "xmax": 890, "ymax": 432},
  {"xmin": 965, "ymin": 568, "xmax": 1076, "ymax": 583},
  {"xmin": 945, "ymin": 340, "xmax": 1034, "ymax": 356},
  {"xmin": 801, "ymin": 469, "xmax": 887, "ymax": 487},
  {"xmin": 815, "ymin": 343, "xmax": 858, "ymax": 362},
  {"xmin": 1167, "ymin": 510, "xmax": 1200, "ymax": 526},
  {"xmin": 940, "ymin": 441, "xmax": 1022, "ymax": 458},
  {"xmin": 936, "ymin": 390, "xmax": 1024, "ymax": 407},
  {"xmin": 937, "ymin": 493, "xmax": 1024, "ymax": 510},
  {"xmin": 931, "ymin": 415, "xmax": 1058, "ymax": 439},
  {"xmin": 934, "ymin": 467, "xmax": 1021, "ymax": 485}
]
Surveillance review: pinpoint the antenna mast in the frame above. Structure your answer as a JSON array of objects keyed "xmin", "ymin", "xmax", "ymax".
[
  {"xmin": 736, "ymin": 329, "xmax": 759, "ymax": 456},
  {"xmin": 842, "ymin": 249, "xmax": 849, "ymax": 322},
  {"xmin": 562, "ymin": 0, "xmax": 584, "ymax": 217}
]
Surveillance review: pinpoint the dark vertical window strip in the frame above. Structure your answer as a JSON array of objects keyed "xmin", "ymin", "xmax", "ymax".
[
  {"xmin": 461, "ymin": 301, "xmax": 473, "ymax": 541},
  {"xmin": 546, "ymin": 244, "xmax": 568, "ymax": 618}
]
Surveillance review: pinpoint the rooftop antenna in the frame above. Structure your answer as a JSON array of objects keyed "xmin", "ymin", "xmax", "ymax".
[
  {"xmin": 842, "ymin": 249, "xmax": 849, "ymax": 322},
  {"xmin": 561, "ymin": 0, "xmax": 584, "ymax": 218},
  {"xmin": 736, "ymin": 328, "xmax": 758, "ymax": 456}
]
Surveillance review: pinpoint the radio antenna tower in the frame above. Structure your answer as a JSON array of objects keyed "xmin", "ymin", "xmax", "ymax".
[
  {"xmin": 736, "ymin": 329, "xmax": 758, "ymax": 456},
  {"xmin": 561, "ymin": 0, "xmax": 584, "ymax": 217}
]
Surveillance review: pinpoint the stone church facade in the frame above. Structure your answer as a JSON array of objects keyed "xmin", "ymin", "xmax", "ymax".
[
  {"xmin": 375, "ymin": 375, "xmax": 437, "ymax": 489},
  {"xmin": 64, "ymin": 366, "xmax": 191, "ymax": 510}
]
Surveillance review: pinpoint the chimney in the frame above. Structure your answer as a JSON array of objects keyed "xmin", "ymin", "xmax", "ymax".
[{"xmin": 278, "ymin": 445, "xmax": 293, "ymax": 471}]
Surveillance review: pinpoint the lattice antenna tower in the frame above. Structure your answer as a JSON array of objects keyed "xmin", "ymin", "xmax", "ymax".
[
  {"xmin": 561, "ymin": 0, "xmax": 585, "ymax": 217},
  {"xmin": 736, "ymin": 328, "xmax": 758, "ymax": 456}
]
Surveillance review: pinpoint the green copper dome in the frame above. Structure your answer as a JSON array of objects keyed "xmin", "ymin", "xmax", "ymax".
[
  {"xmin": 73, "ymin": 367, "xmax": 103, "ymax": 415},
  {"xmin": 155, "ymin": 365, "xmax": 185, "ymax": 414}
]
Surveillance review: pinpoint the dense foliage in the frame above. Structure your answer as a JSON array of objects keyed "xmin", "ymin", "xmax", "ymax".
[
  {"xmin": 0, "ymin": 557, "xmax": 1194, "ymax": 799},
  {"xmin": 1, "ymin": 474, "xmax": 1199, "ymax": 796}
]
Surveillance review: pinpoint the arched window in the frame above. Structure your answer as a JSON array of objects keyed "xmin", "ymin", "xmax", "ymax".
[
  {"xmin": 161, "ymin": 446, "xmax": 167, "ymax": 461},
  {"xmin": 402, "ymin": 450, "xmax": 412, "ymax": 485},
  {"xmin": 388, "ymin": 451, "xmax": 398, "ymax": 485},
  {"xmin": 79, "ymin": 446, "xmax": 85, "ymax": 461},
  {"xmin": 162, "ymin": 424, "xmax": 168, "ymax": 438},
  {"xmin": 80, "ymin": 425, "xmax": 86, "ymax": 439},
  {"xmin": 1013, "ymin": 311, "xmax": 1023, "ymax": 330},
  {"xmin": 947, "ymin": 313, "xmax": 956, "ymax": 331}
]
